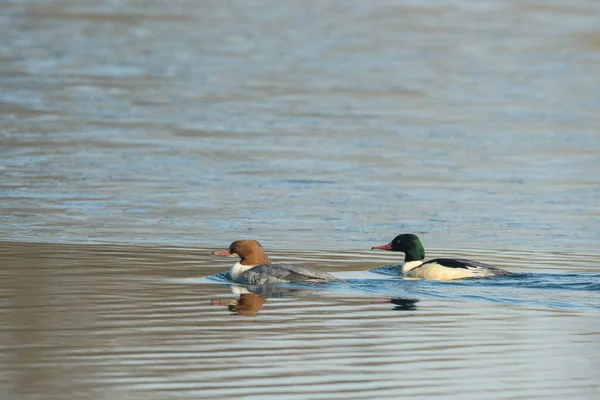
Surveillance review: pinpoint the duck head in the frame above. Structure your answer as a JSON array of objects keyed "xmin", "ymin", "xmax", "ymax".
[
  {"xmin": 371, "ymin": 233, "xmax": 425, "ymax": 262},
  {"xmin": 211, "ymin": 240, "xmax": 271, "ymax": 266}
]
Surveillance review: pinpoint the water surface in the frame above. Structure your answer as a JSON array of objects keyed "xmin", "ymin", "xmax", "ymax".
[
  {"xmin": 1, "ymin": 0, "xmax": 599, "ymax": 250},
  {"xmin": 1, "ymin": 243, "xmax": 599, "ymax": 399},
  {"xmin": 1, "ymin": 0, "xmax": 600, "ymax": 399}
]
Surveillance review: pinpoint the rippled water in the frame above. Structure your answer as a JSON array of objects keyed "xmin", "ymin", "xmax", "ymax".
[
  {"xmin": 1, "ymin": 243, "xmax": 599, "ymax": 399},
  {"xmin": 1, "ymin": 0, "xmax": 600, "ymax": 399}
]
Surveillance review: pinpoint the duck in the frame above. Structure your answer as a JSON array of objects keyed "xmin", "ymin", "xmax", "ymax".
[
  {"xmin": 211, "ymin": 240, "xmax": 339, "ymax": 284},
  {"xmin": 371, "ymin": 233, "xmax": 515, "ymax": 280}
]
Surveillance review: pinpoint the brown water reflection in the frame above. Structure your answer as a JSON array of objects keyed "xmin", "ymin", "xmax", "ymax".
[
  {"xmin": 212, "ymin": 293, "xmax": 267, "ymax": 316},
  {"xmin": 1, "ymin": 242, "xmax": 599, "ymax": 399}
]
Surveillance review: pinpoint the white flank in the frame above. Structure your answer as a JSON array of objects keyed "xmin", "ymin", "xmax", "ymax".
[{"xmin": 406, "ymin": 262, "xmax": 477, "ymax": 280}]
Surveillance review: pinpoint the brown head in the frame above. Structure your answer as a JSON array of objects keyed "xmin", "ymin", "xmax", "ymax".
[{"xmin": 210, "ymin": 240, "xmax": 271, "ymax": 266}]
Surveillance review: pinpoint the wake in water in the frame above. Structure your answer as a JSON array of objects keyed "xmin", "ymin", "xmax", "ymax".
[{"xmin": 202, "ymin": 267, "xmax": 600, "ymax": 312}]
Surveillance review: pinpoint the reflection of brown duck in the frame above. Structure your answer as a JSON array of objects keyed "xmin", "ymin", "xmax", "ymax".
[
  {"xmin": 211, "ymin": 240, "xmax": 338, "ymax": 284},
  {"xmin": 212, "ymin": 293, "xmax": 266, "ymax": 316}
]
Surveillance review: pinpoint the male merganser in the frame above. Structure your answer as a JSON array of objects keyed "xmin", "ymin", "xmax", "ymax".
[
  {"xmin": 211, "ymin": 240, "xmax": 339, "ymax": 284},
  {"xmin": 371, "ymin": 233, "xmax": 515, "ymax": 280}
]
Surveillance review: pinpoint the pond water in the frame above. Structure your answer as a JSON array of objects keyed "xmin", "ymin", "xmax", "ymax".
[
  {"xmin": 1, "ymin": 243, "xmax": 599, "ymax": 399},
  {"xmin": 1, "ymin": 0, "xmax": 599, "ymax": 399}
]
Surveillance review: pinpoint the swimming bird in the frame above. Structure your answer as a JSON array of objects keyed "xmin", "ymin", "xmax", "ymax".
[
  {"xmin": 371, "ymin": 233, "xmax": 514, "ymax": 280},
  {"xmin": 211, "ymin": 240, "xmax": 339, "ymax": 284}
]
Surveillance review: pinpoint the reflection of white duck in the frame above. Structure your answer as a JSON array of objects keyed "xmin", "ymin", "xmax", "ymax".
[
  {"xmin": 211, "ymin": 240, "xmax": 338, "ymax": 284},
  {"xmin": 372, "ymin": 234, "xmax": 515, "ymax": 280}
]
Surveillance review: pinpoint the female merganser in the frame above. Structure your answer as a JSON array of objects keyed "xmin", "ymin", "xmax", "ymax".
[
  {"xmin": 371, "ymin": 233, "xmax": 515, "ymax": 280},
  {"xmin": 211, "ymin": 240, "xmax": 339, "ymax": 284}
]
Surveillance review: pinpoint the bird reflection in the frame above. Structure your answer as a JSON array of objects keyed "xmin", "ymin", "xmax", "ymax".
[
  {"xmin": 389, "ymin": 297, "xmax": 419, "ymax": 311},
  {"xmin": 210, "ymin": 284, "xmax": 320, "ymax": 316},
  {"xmin": 371, "ymin": 297, "xmax": 419, "ymax": 311},
  {"xmin": 211, "ymin": 283, "xmax": 419, "ymax": 316},
  {"xmin": 212, "ymin": 292, "xmax": 267, "ymax": 316}
]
